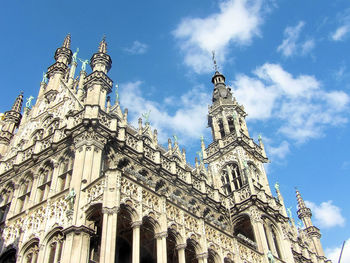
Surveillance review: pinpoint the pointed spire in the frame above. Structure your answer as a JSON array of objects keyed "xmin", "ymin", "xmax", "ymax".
[
  {"xmin": 296, "ymin": 188, "xmax": 307, "ymax": 210},
  {"xmin": 11, "ymin": 92, "xmax": 24, "ymax": 113},
  {"xmin": 98, "ymin": 36, "xmax": 107, "ymax": 53},
  {"xmin": 62, "ymin": 33, "xmax": 71, "ymax": 49}
]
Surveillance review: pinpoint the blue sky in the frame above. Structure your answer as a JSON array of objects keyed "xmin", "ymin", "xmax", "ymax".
[{"xmin": 1, "ymin": 0, "xmax": 350, "ymax": 260}]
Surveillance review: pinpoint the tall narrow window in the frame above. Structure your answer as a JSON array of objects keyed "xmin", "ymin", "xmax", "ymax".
[
  {"xmin": 218, "ymin": 120, "xmax": 225, "ymax": 138},
  {"xmin": 221, "ymin": 163, "xmax": 243, "ymax": 195},
  {"xmin": 271, "ymin": 227, "xmax": 282, "ymax": 259},
  {"xmin": 227, "ymin": 117, "xmax": 235, "ymax": 133}
]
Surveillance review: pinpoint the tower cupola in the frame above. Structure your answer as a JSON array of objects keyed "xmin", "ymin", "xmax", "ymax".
[
  {"xmin": 0, "ymin": 92, "xmax": 23, "ymax": 156},
  {"xmin": 90, "ymin": 37, "xmax": 112, "ymax": 74}
]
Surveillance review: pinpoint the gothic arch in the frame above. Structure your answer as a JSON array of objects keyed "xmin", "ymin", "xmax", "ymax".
[
  {"xmin": 261, "ymin": 215, "xmax": 284, "ymax": 260},
  {"xmin": 208, "ymin": 245, "xmax": 221, "ymax": 263},
  {"xmin": 247, "ymin": 161, "xmax": 261, "ymax": 183},
  {"xmin": 43, "ymin": 228, "xmax": 64, "ymax": 263},
  {"xmin": 220, "ymin": 161, "xmax": 244, "ymax": 194},
  {"xmin": 0, "ymin": 247, "xmax": 16, "ymax": 263},
  {"xmin": 30, "ymin": 129, "xmax": 44, "ymax": 144},
  {"xmin": 233, "ymin": 214, "xmax": 256, "ymax": 247},
  {"xmin": 19, "ymin": 238, "xmax": 39, "ymax": 263}
]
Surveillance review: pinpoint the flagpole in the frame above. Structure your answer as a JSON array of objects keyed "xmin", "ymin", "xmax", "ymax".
[{"xmin": 338, "ymin": 240, "xmax": 346, "ymax": 263}]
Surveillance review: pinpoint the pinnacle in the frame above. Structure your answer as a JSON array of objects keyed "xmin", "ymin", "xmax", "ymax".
[
  {"xmin": 62, "ymin": 33, "xmax": 71, "ymax": 49},
  {"xmin": 12, "ymin": 92, "xmax": 24, "ymax": 112},
  {"xmin": 98, "ymin": 36, "xmax": 107, "ymax": 53}
]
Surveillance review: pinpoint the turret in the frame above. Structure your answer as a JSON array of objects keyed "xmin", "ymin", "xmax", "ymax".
[
  {"xmin": 296, "ymin": 189, "xmax": 325, "ymax": 257},
  {"xmin": 0, "ymin": 92, "xmax": 23, "ymax": 156},
  {"xmin": 46, "ymin": 34, "xmax": 73, "ymax": 92},
  {"xmin": 84, "ymin": 37, "xmax": 113, "ymax": 109}
]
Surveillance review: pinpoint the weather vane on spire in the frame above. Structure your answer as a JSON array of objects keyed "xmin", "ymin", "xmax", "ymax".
[{"xmin": 212, "ymin": 51, "xmax": 218, "ymax": 71}]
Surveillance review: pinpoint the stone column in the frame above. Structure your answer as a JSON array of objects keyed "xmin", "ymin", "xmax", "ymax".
[
  {"xmin": 197, "ymin": 252, "xmax": 208, "ymax": 263},
  {"xmin": 155, "ymin": 232, "xmax": 167, "ymax": 263},
  {"xmin": 99, "ymin": 207, "xmax": 118, "ymax": 263},
  {"xmin": 176, "ymin": 244, "xmax": 186, "ymax": 263},
  {"xmin": 61, "ymin": 226, "xmax": 94, "ymax": 263},
  {"xmin": 132, "ymin": 221, "xmax": 142, "ymax": 263}
]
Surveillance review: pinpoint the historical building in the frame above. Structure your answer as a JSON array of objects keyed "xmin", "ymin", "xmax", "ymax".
[{"xmin": 0, "ymin": 35, "xmax": 330, "ymax": 263}]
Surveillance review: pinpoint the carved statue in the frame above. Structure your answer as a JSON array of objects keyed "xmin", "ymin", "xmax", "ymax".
[
  {"xmin": 173, "ymin": 134, "xmax": 178, "ymax": 144},
  {"xmin": 267, "ymin": 251, "xmax": 275, "ymax": 263},
  {"xmin": 72, "ymin": 48, "xmax": 79, "ymax": 63},
  {"xmin": 79, "ymin": 58, "xmax": 89, "ymax": 71},
  {"xmin": 42, "ymin": 72, "xmax": 48, "ymax": 83},
  {"xmin": 115, "ymin": 84, "xmax": 119, "ymax": 103},
  {"xmin": 142, "ymin": 110, "xmax": 151, "ymax": 125},
  {"xmin": 65, "ymin": 188, "xmax": 76, "ymax": 209},
  {"xmin": 26, "ymin": 96, "xmax": 35, "ymax": 108},
  {"xmin": 274, "ymin": 182, "xmax": 280, "ymax": 192},
  {"xmin": 197, "ymin": 151, "xmax": 203, "ymax": 162},
  {"xmin": 258, "ymin": 134, "xmax": 262, "ymax": 140}
]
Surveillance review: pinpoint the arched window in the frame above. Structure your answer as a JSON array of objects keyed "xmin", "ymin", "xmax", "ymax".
[
  {"xmin": 17, "ymin": 174, "xmax": 33, "ymax": 213},
  {"xmin": 248, "ymin": 163, "xmax": 260, "ymax": 183},
  {"xmin": 221, "ymin": 163, "xmax": 243, "ymax": 195},
  {"xmin": 262, "ymin": 217, "xmax": 283, "ymax": 260},
  {"xmin": 271, "ymin": 227, "xmax": 282, "ymax": 259},
  {"xmin": 0, "ymin": 183, "xmax": 14, "ymax": 222},
  {"xmin": 22, "ymin": 241, "xmax": 39, "ymax": 263},
  {"xmin": 37, "ymin": 163, "xmax": 53, "ymax": 203},
  {"xmin": 57, "ymin": 151, "xmax": 74, "ymax": 193},
  {"xmin": 46, "ymin": 232, "xmax": 64, "ymax": 263},
  {"xmin": 234, "ymin": 215, "xmax": 256, "ymax": 249},
  {"xmin": 218, "ymin": 119, "xmax": 225, "ymax": 139},
  {"xmin": 227, "ymin": 117, "xmax": 235, "ymax": 133}
]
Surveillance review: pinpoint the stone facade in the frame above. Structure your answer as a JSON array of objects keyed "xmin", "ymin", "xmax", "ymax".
[{"xmin": 0, "ymin": 35, "xmax": 331, "ymax": 263}]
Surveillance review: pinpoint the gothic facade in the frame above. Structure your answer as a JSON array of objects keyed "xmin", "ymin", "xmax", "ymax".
[{"xmin": 0, "ymin": 35, "xmax": 330, "ymax": 263}]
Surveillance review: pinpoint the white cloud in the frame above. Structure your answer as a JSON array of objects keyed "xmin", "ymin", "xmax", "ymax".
[
  {"xmin": 266, "ymin": 140, "xmax": 290, "ymax": 159},
  {"xmin": 124, "ymin": 41, "xmax": 148, "ymax": 54},
  {"xmin": 277, "ymin": 22, "xmax": 314, "ymax": 57},
  {"xmin": 331, "ymin": 8, "xmax": 350, "ymax": 42},
  {"xmin": 119, "ymin": 81, "xmax": 211, "ymax": 144},
  {"xmin": 301, "ymin": 39, "xmax": 315, "ymax": 55},
  {"xmin": 173, "ymin": 0, "xmax": 266, "ymax": 74},
  {"xmin": 232, "ymin": 63, "xmax": 350, "ymax": 143},
  {"xmin": 331, "ymin": 25, "xmax": 350, "ymax": 41},
  {"xmin": 326, "ymin": 239, "xmax": 350, "ymax": 263},
  {"xmin": 305, "ymin": 200, "xmax": 346, "ymax": 228}
]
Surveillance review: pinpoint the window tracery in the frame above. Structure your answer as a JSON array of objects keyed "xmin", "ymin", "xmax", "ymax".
[
  {"xmin": 221, "ymin": 163, "xmax": 243, "ymax": 195},
  {"xmin": 17, "ymin": 174, "xmax": 33, "ymax": 213}
]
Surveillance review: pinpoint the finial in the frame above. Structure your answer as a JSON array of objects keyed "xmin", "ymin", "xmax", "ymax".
[
  {"xmin": 200, "ymin": 135, "xmax": 204, "ymax": 143},
  {"xmin": 63, "ymin": 33, "xmax": 71, "ymax": 49},
  {"xmin": 258, "ymin": 134, "xmax": 262, "ymax": 141},
  {"xmin": 212, "ymin": 51, "xmax": 218, "ymax": 71},
  {"xmin": 98, "ymin": 36, "xmax": 107, "ymax": 53}
]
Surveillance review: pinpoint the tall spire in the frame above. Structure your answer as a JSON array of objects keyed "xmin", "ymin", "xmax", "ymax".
[
  {"xmin": 0, "ymin": 92, "xmax": 24, "ymax": 156},
  {"xmin": 10, "ymin": 91, "xmax": 24, "ymax": 114},
  {"xmin": 62, "ymin": 33, "xmax": 71, "ymax": 49},
  {"xmin": 296, "ymin": 189, "xmax": 308, "ymax": 210},
  {"xmin": 295, "ymin": 188, "xmax": 325, "ymax": 257},
  {"xmin": 98, "ymin": 36, "xmax": 107, "ymax": 53}
]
